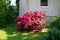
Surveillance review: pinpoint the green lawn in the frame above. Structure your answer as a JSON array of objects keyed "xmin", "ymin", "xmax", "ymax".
[{"xmin": 0, "ymin": 23, "xmax": 48, "ymax": 40}]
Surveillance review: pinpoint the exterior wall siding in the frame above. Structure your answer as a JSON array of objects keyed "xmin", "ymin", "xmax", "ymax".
[{"xmin": 19, "ymin": 0, "xmax": 60, "ymax": 16}]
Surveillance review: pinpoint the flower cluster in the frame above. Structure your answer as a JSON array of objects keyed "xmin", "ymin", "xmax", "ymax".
[{"xmin": 16, "ymin": 11, "xmax": 46, "ymax": 32}]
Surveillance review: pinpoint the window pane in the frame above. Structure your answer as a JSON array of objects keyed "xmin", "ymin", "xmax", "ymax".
[{"xmin": 41, "ymin": 0, "xmax": 48, "ymax": 6}]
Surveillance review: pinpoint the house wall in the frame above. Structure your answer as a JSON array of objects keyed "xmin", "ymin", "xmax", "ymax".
[
  {"xmin": 19, "ymin": 0, "xmax": 29, "ymax": 15},
  {"xmin": 19, "ymin": 0, "xmax": 60, "ymax": 16}
]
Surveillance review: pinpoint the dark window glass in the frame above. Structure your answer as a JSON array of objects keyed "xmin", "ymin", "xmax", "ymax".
[{"xmin": 41, "ymin": 0, "xmax": 48, "ymax": 6}]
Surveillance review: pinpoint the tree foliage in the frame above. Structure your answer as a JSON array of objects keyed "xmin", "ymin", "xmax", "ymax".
[{"xmin": 0, "ymin": 0, "xmax": 17, "ymax": 27}]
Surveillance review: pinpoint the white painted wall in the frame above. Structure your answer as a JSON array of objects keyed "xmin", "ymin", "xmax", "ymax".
[
  {"xmin": 19, "ymin": 0, "xmax": 29, "ymax": 15},
  {"xmin": 19, "ymin": 0, "xmax": 60, "ymax": 16}
]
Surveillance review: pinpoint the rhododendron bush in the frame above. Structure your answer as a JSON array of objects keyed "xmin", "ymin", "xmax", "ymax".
[{"xmin": 16, "ymin": 11, "xmax": 46, "ymax": 32}]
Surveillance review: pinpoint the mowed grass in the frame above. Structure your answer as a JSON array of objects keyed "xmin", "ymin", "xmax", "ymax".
[{"xmin": 0, "ymin": 23, "xmax": 48, "ymax": 40}]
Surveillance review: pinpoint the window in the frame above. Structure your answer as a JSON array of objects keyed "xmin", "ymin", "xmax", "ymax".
[{"xmin": 41, "ymin": 0, "xmax": 48, "ymax": 6}]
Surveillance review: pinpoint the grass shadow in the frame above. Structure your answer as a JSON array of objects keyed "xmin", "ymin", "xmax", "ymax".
[
  {"xmin": 0, "ymin": 23, "xmax": 49, "ymax": 40},
  {"xmin": 7, "ymin": 32, "xmax": 47, "ymax": 40}
]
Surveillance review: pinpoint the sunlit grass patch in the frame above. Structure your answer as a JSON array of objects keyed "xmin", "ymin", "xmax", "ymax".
[
  {"xmin": 41, "ymin": 28, "xmax": 49, "ymax": 32},
  {"xmin": 0, "ymin": 23, "xmax": 49, "ymax": 40},
  {"xmin": 0, "ymin": 30, "xmax": 8, "ymax": 40}
]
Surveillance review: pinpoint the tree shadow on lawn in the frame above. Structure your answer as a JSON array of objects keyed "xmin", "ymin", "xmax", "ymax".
[
  {"xmin": 7, "ymin": 32, "xmax": 47, "ymax": 40},
  {"xmin": 0, "ymin": 23, "xmax": 48, "ymax": 40}
]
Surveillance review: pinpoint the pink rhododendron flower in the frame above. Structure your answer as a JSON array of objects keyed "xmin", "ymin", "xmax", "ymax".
[
  {"xmin": 24, "ymin": 11, "xmax": 34, "ymax": 17},
  {"xmin": 33, "ymin": 26, "xmax": 38, "ymax": 30},
  {"xmin": 24, "ymin": 16, "xmax": 30, "ymax": 21},
  {"xmin": 16, "ymin": 11, "xmax": 46, "ymax": 32},
  {"xmin": 16, "ymin": 16, "xmax": 23, "ymax": 21},
  {"xmin": 22, "ymin": 16, "xmax": 31, "ymax": 24},
  {"xmin": 34, "ymin": 20, "xmax": 38, "ymax": 24},
  {"xmin": 34, "ymin": 11, "xmax": 41, "ymax": 17},
  {"xmin": 37, "ymin": 26, "xmax": 42, "ymax": 31},
  {"xmin": 16, "ymin": 22, "xmax": 21, "ymax": 27},
  {"xmin": 33, "ymin": 26, "xmax": 42, "ymax": 31},
  {"xmin": 40, "ymin": 17, "xmax": 44, "ymax": 20},
  {"xmin": 18, "ymin": 28, "xmax": 23, "ymax": 31},
  {"xmin": 28, "ymin": 21, "xmax": 34, "ymax": 27},
  {"xmin": 31, "ymin": 17, "xmax": 35, "ymax": 21},
  {"xmin": 41, "ymin": 11, "xmax": 46, "ymax": 16},
  {"xmin": 18, "ymin": 21, "xmax": 21, "ymax": 24}
]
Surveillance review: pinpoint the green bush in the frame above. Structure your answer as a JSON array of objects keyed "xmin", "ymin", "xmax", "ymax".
[
  {"xmin": 0, "ymin": 0, "xmax": 7, "ymax": 27},
  {"xmin": 0, "ymin": 0, "xmax": 17, "ymax": 27},
  {"xmin": 49, "ymin": 17, "xmax": 60, "ymax": 29},
  {"xmin": 0, "ymin": 14, "xmax": 6, "ymax": 27},
  {"xmin": 44, "ymin": 28, "xmax": 60, "ymax": 40},
  {"xmin": 5, "ymin": 6, "xmax": 17, "ymax": 23}
]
